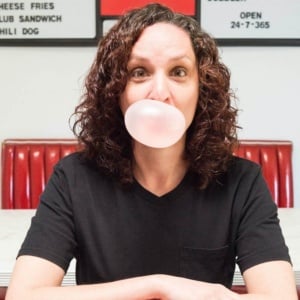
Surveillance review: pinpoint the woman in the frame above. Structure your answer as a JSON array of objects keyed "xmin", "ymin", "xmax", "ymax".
[{"xmin": 6, "ymin": 3, "xmax": 297, "ymax": 300}]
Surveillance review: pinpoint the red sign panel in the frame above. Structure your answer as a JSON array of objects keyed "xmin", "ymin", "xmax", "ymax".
[{"xmin": 100, "ymin": 0, "xmax": 196, "ymax": 16}]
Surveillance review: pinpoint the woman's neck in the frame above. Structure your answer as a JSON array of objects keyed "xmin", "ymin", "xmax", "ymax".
[{"xmin": 132, "ymin": 142, "xmax": 188, "ymax": 196}]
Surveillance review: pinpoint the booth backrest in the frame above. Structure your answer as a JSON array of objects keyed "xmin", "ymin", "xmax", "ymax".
[
  {"xmin": 234, "ymin": 140, "xmax": 293, "ymax": 208},
  {"xmin": 1, "ymin": 139, "xmax": 293, "ymax": 208},
  {"xmin": 1, "ymin": 139, "xmax": 79, "ymax": 209}
]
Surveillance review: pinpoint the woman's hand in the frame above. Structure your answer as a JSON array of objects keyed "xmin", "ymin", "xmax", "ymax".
[{"xmin": 153, "ymin": 274, "xmax": 240, "ymax": 300}]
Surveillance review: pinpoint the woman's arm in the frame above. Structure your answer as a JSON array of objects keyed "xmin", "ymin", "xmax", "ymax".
[
  {"xmin": 6, "ymin": 256, "xmax": 240, "ymax": 300},
  {"xmin": 5, "ymin": 256, "xmax": 162, "ymax": 300},
  {"xmin": 8, "ymin": 257, "xmax": 297, "ymax": 300},
  {"xmin": 240, "ymin": 260, "xmax": 298, "ymax": 299}
]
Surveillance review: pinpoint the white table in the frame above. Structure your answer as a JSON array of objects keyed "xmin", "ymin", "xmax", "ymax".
[{"xmin": 1, "ymin": 208, "xmax": 299, "ymax": 286}]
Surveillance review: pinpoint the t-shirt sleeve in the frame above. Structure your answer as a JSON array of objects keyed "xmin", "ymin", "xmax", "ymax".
[
  {"xmin": 18, "ymin": 160, "xmax": 77, "ymax": 272},
  {"xmin": 235, "ymin": 165, "xmax": 291, "ymax": 274}
]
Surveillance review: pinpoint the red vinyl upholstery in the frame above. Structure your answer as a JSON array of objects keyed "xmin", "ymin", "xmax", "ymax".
[
  {"xmin": 234, "ymin": 140, "xmax": 293, "ymax": 208},
  {"xmin": 1, "ymin": 139, "xmax": 293, "ymax": 209},
  {"xmin": 0, "ymin": 287, "xmax": 6, "ymax": 300},
  {"xmin": 1, "ymin": 139, "xmax": 79, "ymax": 209}
]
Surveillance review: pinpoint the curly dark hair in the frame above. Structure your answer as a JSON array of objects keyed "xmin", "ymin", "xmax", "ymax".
[{"xmin": 72, "ymin": 3, "xmax": 239, "ymax": 189}]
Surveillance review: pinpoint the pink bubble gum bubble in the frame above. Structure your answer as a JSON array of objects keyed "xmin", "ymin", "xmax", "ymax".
[{"xmin": 124, "ymin": 99, "xmax": 186, "ymax": 148}]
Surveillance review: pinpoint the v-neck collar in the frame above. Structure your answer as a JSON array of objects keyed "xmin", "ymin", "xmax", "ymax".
[{"xmin": 132, "ymin": 171, "xmax": 193, "ymax": 204}]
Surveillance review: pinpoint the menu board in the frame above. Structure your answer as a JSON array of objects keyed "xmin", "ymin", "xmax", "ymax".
[
  {"xmin": 99, "ymin": 0, "xmax": 197, "ymax": 36},
  {"xmin": 200, "ymin": 0, "xmax": 300, "ymax": 45},
  {"xmin": 0, "ymin": 0, "xmax": 97, "ymax": 45}
]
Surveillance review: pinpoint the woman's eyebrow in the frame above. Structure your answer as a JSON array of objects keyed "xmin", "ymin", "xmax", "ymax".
[
  {"xmin": 129, "ymin": 53, "xmax": 194, "ymax": 64},
  {"xmin": 128, "ymin": 55, "xmax": 149, "ymax": 63}
]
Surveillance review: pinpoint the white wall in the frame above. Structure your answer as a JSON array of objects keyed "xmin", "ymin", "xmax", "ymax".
[{"xmin": 0, "ymin": 46, "xmax": 299, "ymax": 206}]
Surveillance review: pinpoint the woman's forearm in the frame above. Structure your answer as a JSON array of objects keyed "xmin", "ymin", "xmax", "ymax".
[{"xmin": 6, "ymin": 275, "xmax": 162, "ymax": 300}]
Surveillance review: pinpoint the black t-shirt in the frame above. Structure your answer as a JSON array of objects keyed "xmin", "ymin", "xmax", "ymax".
[{"xmin": 18, "ymin": 153, "xmax": 291, "ymax": 288}]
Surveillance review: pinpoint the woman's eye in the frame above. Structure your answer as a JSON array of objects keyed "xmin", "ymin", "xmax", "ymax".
[
  {"xmin": 130, "ymin": 68, "xmax": 147, "ymax": 78},
  {"xmin": 172, "ymin": 67, "xmax": 187, "ymax": 77}
]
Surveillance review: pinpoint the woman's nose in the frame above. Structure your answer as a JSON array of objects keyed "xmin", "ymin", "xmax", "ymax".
[{"xmin": 148, "ymin": 73, "xmax": 171, "ymax": 102}]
